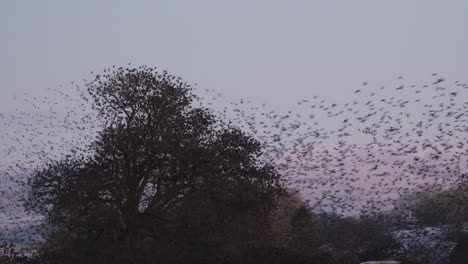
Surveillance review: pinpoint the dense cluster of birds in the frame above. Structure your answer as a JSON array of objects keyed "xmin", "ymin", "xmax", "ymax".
[
  {"xmin": 216, "ymin": 75, "xmax": 467, "ymax": 214},
  {"xmin": 0, "ymin": 70, "xmax": 467, "ymax": 263}
]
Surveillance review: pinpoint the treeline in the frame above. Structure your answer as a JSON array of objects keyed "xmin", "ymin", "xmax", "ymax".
[{"xmin": 3, "ymin": 210, "xmax": 428, "ymax": 264}]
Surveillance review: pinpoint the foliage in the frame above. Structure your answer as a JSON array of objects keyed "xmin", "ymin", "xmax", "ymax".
[
  {"xmin": 393, "ymin": 182, "xmax": 468, "ymax": 226},
  {"xmin": 25, "ymin": 66, "xmax": 286, "ymax": 263},
  {"xmin": 290, "ymin": 206, "xmax": 315, "ymax": 252},
  {"xmin": 312, "ymin": 213, "xmax": 404, "ymax": 264}
]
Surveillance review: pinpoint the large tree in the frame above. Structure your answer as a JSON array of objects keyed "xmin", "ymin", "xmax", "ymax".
[{"xmin": 26, "ymin": 66, "xmax": 285, "ymax": 263}]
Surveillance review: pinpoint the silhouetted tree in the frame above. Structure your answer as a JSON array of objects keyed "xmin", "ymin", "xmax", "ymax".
[
  {"xmin": 290, "ymin": 206, "xmax": 314, "ymax": 251},
  {"xmin": 26, "ymin": 66, "xmax": 285, "ymax": 263}
]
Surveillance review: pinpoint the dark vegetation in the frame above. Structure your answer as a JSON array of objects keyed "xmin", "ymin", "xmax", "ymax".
[
  {"xmin": 3, "ymin": 67, "xmax": 312, "ymax": 263},
  {"xmin": 394, "ymin": 183, "xmax": 468, "ymax": 227}
]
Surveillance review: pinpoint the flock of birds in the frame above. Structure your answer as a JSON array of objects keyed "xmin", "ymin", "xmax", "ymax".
[{"xmin": 0, "ymin": 71, "xmax": 467, "ymax": 263}]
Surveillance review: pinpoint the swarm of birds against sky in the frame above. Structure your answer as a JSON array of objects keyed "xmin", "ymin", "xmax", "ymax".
[{"xmin": 0, "ymin": 72, "xmax": 467, "ymax": 263}]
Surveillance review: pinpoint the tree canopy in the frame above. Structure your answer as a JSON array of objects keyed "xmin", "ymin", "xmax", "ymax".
[{"xmin": 26, "ymin": 66, "xmax": 286, "ymax": 263}]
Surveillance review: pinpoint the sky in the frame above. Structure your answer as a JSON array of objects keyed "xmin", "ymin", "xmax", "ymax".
[
  {"xmin": 1, "ymin": 1, "xmax": 467, "ymax": 225},
  {"xmin": 1, "ymin": 0, "xmax": 468, "ymax": 113}
]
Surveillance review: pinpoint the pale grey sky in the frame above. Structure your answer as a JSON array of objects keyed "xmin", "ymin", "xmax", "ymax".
[{"xmin": 1, "ymin": 0, "xmax": 467, "ymax": 111}]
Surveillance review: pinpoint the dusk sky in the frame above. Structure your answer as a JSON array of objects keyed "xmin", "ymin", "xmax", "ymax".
[
  {"xmin": 1, "ymin": 3, "xmax": 468, "ymax": 251},
  {"xmin": 1, "ymin": 0, "xmax": 467, "ymax": 113}
]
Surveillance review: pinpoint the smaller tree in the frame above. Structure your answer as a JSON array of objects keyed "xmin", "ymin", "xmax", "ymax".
[
  {"xmin": 290, "ymin": 205, "xmax": 315, "ymax": 252},
  {"xmin": 267, "ymin": 190, "xmax": 316, "ymax": 253}
]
